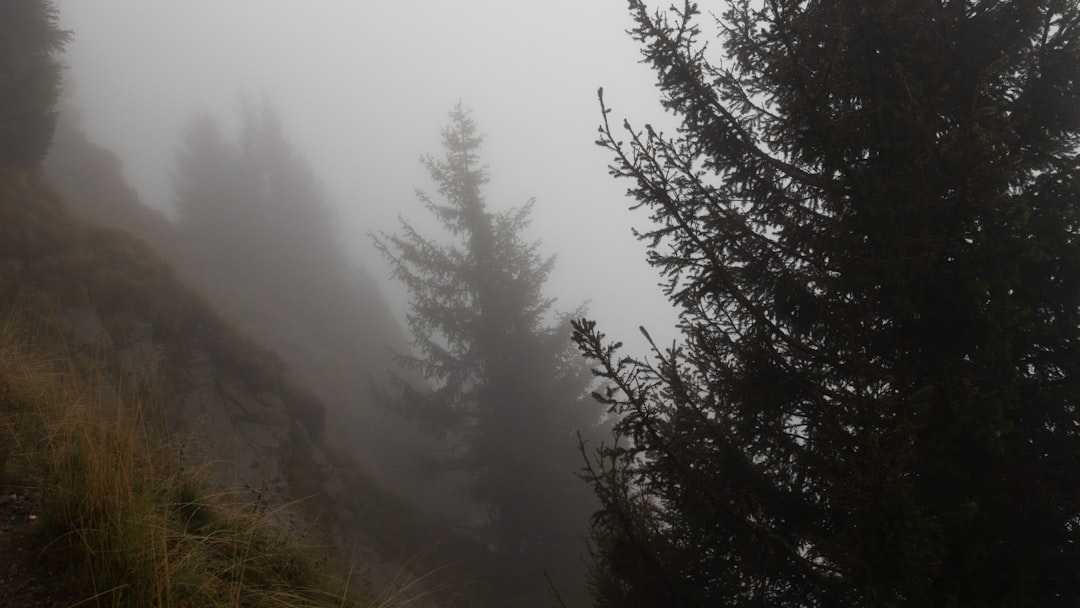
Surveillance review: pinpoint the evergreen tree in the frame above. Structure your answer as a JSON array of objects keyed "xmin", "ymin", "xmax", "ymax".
[
  {"xmin": 574, "ymin": 1, "xmax": 1080, "ymax": 606},
  {"xmin": 168, "ymin": 99, "xmax": 429, "ymax": 534},
  {"xmin": 173, "ymin": 112, "xmax": 247, "ymax": 264},
  {"xmin": 375, "ymin": 105, "xmax": 604, "ymax": 605},
  {"xmin": 233, "ymin": 96, "xmax": 348, "ymax": 295},
  {"xmin": 0, "ymin": 0, "xmax": 70, "ymax": 167},
  {"xmin": 173, "ymin": 98, "xmax": 348, "ymax": 316}
]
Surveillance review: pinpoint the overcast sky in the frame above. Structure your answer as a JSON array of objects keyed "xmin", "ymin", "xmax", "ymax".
[{"xmin": 55, "ymin": 0, "xmax": 682, "ymax": 352}]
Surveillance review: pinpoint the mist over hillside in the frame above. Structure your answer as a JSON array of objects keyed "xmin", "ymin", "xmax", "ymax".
[
  {"xmin": 35, "ymin": 3, "xmax": 688, "ymax": 605},
  {"xmin": 7, "ymin": 1, "xmax": 1080, "ymax": 607},
  {"xmin": 41, "ymin": 6, "xmax": 691, "ymax": 602},
  {"xmin": 53, "ymin": 0, "xmax": 682, "ymax": 355}
]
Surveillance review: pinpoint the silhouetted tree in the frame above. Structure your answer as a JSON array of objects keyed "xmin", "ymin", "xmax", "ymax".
[
  {"xmin": 574, "ymin": 1, "xmax": 1080, "ymax": 606},
  {"xmin": 375, "ymin": 105, "xmax": 604, "ymax": 605},
  {"xmin": 0, "ymin": 0, "xmax": 70, "ymax": 167}
]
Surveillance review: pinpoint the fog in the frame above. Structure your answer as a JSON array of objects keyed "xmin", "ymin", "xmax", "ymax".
[{"xmin": 55, "ymin": 0, "xmax": 681, "ymax": 352}]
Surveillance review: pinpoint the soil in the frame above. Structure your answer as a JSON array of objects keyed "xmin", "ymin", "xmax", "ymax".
[{"xmin": 0, "ymin": 483, "xmax": 79, "ymax": 608}]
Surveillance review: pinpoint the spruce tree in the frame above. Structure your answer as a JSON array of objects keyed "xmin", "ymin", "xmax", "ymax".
[
  {"xmin": 173, "ymin": 98, "xmax": 347, "ymax": 316},
  {"xmin": 232, "ymin": 97, "xmax": 348, "ymax": 306},
  {"xmin": 173, "ymin": 112, "xmax": 245, "ymax": 261},
  {"xmin": 574, "ymin": 1, "xmax": 1080, "ymax": 606},
  {"xmin": 0, "ymin": 0, "xmax": 70, "ymax": 168},
  {"xmin": 375, "ymin": 105, "xmax": 604, "ymax": 605}
]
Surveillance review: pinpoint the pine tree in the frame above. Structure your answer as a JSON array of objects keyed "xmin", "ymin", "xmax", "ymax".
[
  {"xmin": 232, "ymin": 97, "xmax": 348, "ymax": 306},
  {"xmin": 574, "ymin": 1, "xmax": 1080, "ymax": 606},
  {"xmin": 0, "ymin": 0, "xmax": 70, "ymax": 167},
  {"xmin": 173, "ymin": 112, "xmax": 246, "ymax": 263},
  {"xmin": 173, "ymin": 98, "xmax": 347, "ymax": 316},
  {"xmin": 375, "ymin": 105, "xmax": 604, "ymax": 604}
]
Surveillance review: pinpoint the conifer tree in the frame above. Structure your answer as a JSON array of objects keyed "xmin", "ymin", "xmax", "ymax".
[
  {"xmin": 173, "ymin": 98, "xmax": 347, "ymax": 316},
  {"xmin": 232, "ymin": 97, "xmax": 348, "ymax": 306},
  {"xmin": 574, "ymin": 1, "xmax": 1080, "ymax": 606},
  {"xmin": 0, "ymin": 0, "xmax": 70, "ymax": 167},
  {"xmin": 376, "ymin": 105, "xmax": 604, "ymax": 604},
  {"xmin": 173, "ymin": 112, "xmax": 246, "ymax": 262}
]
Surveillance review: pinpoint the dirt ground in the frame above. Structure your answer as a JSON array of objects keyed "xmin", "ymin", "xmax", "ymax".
[{"xmin": 0, "ymin": 483, "xmax": 79, "ymax": 608}]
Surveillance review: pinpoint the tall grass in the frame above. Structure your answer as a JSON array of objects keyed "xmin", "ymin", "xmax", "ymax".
[{"xmin": 0, "ymin": 312, "xmax": 395, "ymax": 608}]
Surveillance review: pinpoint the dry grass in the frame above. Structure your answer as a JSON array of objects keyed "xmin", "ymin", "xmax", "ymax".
[
  {"xmin": 0, "ymin": 311, "xmax": 399, "ymax": 608},
  {"xmin": 0, "ymin": 167, "xmax": 324, "ymax": 440},
  {"xmin": 0, "ymin": 168, "xmax": 456, "ymax": 607}
]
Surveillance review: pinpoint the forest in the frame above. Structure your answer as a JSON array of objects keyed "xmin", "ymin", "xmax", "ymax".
[{"xmin": 1, "ymin": 1, "xmax": 1079, "ymax": 607}]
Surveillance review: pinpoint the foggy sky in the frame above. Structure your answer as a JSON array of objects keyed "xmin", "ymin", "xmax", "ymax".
[{"xmin": 55, "ymin": 1, "xmax": 681, "ymax": 353}]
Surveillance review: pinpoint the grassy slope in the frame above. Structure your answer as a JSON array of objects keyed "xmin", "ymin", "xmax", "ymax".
[
  {"xmin": 41, "ymin": 116, "xmax": 506, "ymax": 605},
  {"xmin": 0, "ymin": 168, "xmax": 323, "ymax": 428},
  {"xmin": 0, "ymin": 314, "xmax": 377, "ymax": 607},
  {"xmin": 43, "ymin": 114, "xmax": 451, "ymax": 517},
  {"xmin": 0, "ymin": 168, "xmax": 449, "ymax": 607}
]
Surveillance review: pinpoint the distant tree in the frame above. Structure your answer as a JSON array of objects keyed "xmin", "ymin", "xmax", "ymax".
[
  {"xmin": 173, "ymin": 112, "xmax": 247, "ymax": 264},
  {"xmin": 233, "ymin": 97, "xmax": 348, "ymax": 295},
  {"xmin": 173, "ymin": 97, "xmax": 348, "ymax": 316},
  {"xmin": 167, "ymin": 97, "xmax": 432, "ymax": 541},
  {"xmin": 375, "ymin": 105, "xmax": 605, "ymax": 604},
  {"xmin": 0, "ymin": 0, "xmax": 70, "ymax": 167},
  {"xmin": 574, "ymin": 1, "xmax": 1080, "ymax": 607}
]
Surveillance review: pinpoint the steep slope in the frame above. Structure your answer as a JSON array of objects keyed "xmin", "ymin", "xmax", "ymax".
[
  {"xmin": 41, "ymin": 113, "xmax": 541, "ymax": 606},
  {"xmin": 0, "ymin": 312, "xmax": 370, "ymax": 608},
  {"xmin": 0, "ymin": 168, "xmax": 451, "ymax": 605},
  {"xmin": 0, "ymin": 167, "xmax": 325, "ymax": 496},
  {"xmin": 44, "ymin": 113, "xmax": 443, "ymax": 508},
  {"xmin": 43, "ymin": 108, "xmax": 179, "ymax": 255}
]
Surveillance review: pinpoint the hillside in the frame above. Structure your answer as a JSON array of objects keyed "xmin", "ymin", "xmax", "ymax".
[
  {"xmin": 0, "ymin": 306, "xmax": 367, "ymax": 608},
  {"xmin": 0, "ymin": 168, "xmax": 445, "ymax": 606},
  {"xmin": 43, "ymin": 111, "xmax": 451, "ymax": 513},
  {"xmin": 0, "ymin": 167, "xmax": 325, "ymax": 498},
  {"xmin": 41, "ymin": 107, "xmax": 571, "ymax": 608}
]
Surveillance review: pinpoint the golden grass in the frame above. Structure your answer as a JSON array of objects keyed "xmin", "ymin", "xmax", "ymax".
[
  {"xmin": 0, "ymin": 169, "xmax": 456, "ymax": 607},
  {"xmin": 0, "ymin": 311, "xmax": 398, "ymax": 608}
]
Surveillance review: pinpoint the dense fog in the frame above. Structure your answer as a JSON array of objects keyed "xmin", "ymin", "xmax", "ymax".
[
  {"xmin": 10, "ymin": 1, "xmax": 1080, "ymax": 607},
  {"xmin": 55, "ymin": 0, "xmax": 681, "ymax": 352},
  {"xmin": 40, "ymin": 4, "xmax": 693, "ymax": 605},
  {"xmin": 8, "ymin": 2, "xmax": 1080, "ymax": 604}
]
